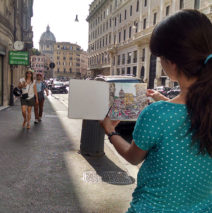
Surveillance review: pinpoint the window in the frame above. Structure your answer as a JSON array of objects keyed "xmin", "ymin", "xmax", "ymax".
[
  {"xmin": 133, "ymin": 51, "xmax": 137, "ymax": 63},
  {"xmin": 133, "ymin": 66, "xmax": 137, "ymax": 76},
  {"xmin": 127, "ymin": 67, "xmax": 131, "ymax": 74},
  {"xmin": 109, "ymin": 34, "xmax": 111, "ymax": 44},
  {"xmin": 166, "ymin": 6, "xmax": 170, "ymax": 16},
  {"xmin": 129, "ymin": 26, "xmax": 132, "ymax": 38},
  {"xmin": 136, "ymin": 0, "xmax": 139, "ymax": 12},
  {"xmin": 57, "ymin": 56, "xmax": 60, "ymax": 60},
  {"xmin": 144, "ymin": 0, "xmax": 147, "ymax": 7},
  {"xmin": 153, "ymin": 13, "xmax": 157, "ymax": 25},
  {"xmin": 134, "ymin": 22, "xmax": 138, "ymax": 33},
  {"xmin": 119, "ymin": 14, "xmax": 121, "ymax": 23},
  {"xmin": 110, "ymin": 18, "xmax": 112, "ymax": 27},
  {"xmin": 142, "ymin": 48, "xmax": 145, "ymax": 61},
  {"xmin": 57, "ymin": 68, "xmax": 59, "ymax": 73},
  {"xmin": 130, "ymin": 5, "xmax": 132, "ymax": 16},
  {"xmin": 64, "ymin": 68, "xmax": 66, "ymax": 73},
  {"xmin": 194, "ymin": 0, "xmax": 200, "ymax": 9},
  {"xmin": 115, "ymin": 17, "xmax": 117, "ymax": 26},
  {"xmin": 127, "ymin": 52, "xmax": 132, "ymax": 64},
  {"xmin": 113, "ymin": 56, "xmax": 115, "ymax": 65},
  {"xmin": 119, "ymin": 32, "xmax": 121, "ymax": 43},
  {"xmin": 124, "ymin": 9, "xmax": 127, "ymax": 20},
  {"xmin": 117, "ymin": 68, "xmax": 120, "ymax": 75},
  {"xmin": 122, "ymin": 54, "xmax": 125, "ymax": 64},
  {"xmin": 143, "ymin": 18, "xmax": 146, "ymax": 29},
  {"xmin": 123, "ymin": 29, "xmax": 126, "ymax": 41},
  {"xmin": 115, "ymin": 0, "xmax": 117, "ymax": 8},
  {"xmin": 141, "ymin": 66, "xmax": 145, "ymax": 79},
  {"xmin": 110, "ymin": 4, "xmax": 112, "ymax": 13},
  {"xmin": 122, "ymin": 67, "xmax": 125, "ymax": 74},
  {"xmin": 63, "ymin": 57, "xmax": 66, "ymax": 60},
  {"xmin": 180, "ymin": 0, "xmax": 184, "ymax": 9},
  {"xmin": 118, "ymin": 55, "xmax": 121, "ymax": 65},
  {"xmin": 70, "ymin": 68, "xmax": 72, "ymax": 73},
  {"xmin": 114, "ymin": 35, "xmax": 116, "ymax": 44}
]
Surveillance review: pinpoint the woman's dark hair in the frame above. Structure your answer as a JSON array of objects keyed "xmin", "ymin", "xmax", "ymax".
[
  {"xmin": 25, "ymin": 71, "xmax": 33, "ymax": 82},
  {"xmin": 150, "ymin": 10, "xmax": 212, "ymax": 157}
]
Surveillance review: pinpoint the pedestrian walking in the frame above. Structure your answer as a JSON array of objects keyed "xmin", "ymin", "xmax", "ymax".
[
  {"xmin": 34, "ymin": 73, "xmax": 49, "ymax": 124},
  {"xmin": 101, "ymin": 10, "xmax": 212, "ymax": 212},
  {"xmin": 18, "ymin": 69, "xmax": 38, "ymax": 129}
]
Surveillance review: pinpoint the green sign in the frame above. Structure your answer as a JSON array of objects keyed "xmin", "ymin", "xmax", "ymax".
[{"xmin": 9, "ymin": 51, "xmax": 29, "ymax": 65}]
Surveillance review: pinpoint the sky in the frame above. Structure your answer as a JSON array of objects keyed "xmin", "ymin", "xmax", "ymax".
[
  {"xmin": 115, "ymin": 83, "xmax": 136, "ymax": 96},
  {"xmin": 31, "ymin": 0, "xmax": 93, "ymax": 51}
]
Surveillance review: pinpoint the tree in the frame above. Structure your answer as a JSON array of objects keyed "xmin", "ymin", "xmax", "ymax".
[{"xmin": 31, "ymin": 48, "xmax": 41, "ymax": 56}]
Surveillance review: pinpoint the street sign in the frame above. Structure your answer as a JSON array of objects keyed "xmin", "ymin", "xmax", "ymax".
[{"xmin": 9, "ymin": 51, "xmax": 29, "ymax": 65}]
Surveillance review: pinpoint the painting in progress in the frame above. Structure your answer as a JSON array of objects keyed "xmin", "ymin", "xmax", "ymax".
[{"xmin": 108, "ymin": 83, "xmax": 148, "ymax": 121}]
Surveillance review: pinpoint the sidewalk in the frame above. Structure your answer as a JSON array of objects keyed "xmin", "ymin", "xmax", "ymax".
[{"xmin": 0, "ymin": 96, "xmax": 138, "ymax": 213}]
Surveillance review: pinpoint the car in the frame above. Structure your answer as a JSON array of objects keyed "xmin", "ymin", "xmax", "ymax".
[
  {"xmin": 51, "ymin": 82, "xmax": 68, "ymax": 94},
  {"xmin": 94, "ymin": 75, "xmax": 143, "ymax": 138},
  {"xmin": 167, "ymin": 85, "xmax": 181, "ymax": 99},
  {"xmin": 94, "ymin": 75, "xmax": 143, "ymax": 83},
  {"xmin": 154, "ymin": 86, "xmax": 171, "ymax": 97}
]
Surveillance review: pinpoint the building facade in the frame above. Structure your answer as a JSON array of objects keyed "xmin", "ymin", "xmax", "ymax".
[
  {"xmin": 80, "ymin": 51, "xmax": 88, "ymax": 78},
  {"xmin": 53, "ymin": 42, "xmax": 82, "ymax": 80},
  {"xmin": 0, "ymin": 0, "xmax": 33, "ymax": 106},
  {"xmin": 87, "ymin": 0, "xmax": 212, "ymax": 88},
  {"xmin": 31, "ymin": 55, "xmax": 50, "ymax": 77},
  {"xmin": 39, "ymin": 25, "xmax": 56, "ymax": 62}
]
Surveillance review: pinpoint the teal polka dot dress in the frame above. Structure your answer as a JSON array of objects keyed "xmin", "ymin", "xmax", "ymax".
[{"xmin": 127, "ymin": 101, "xmax": 212, "ymax": 213}]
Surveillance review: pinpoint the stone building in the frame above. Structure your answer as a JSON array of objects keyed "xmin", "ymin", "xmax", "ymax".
[
  {"xmin": 87, "ymin": 0, "xmax": 212, "ymax": 88},
  {"xmin": 0, "ymin": 0, "xmax": 33, "ymax": 106},
  {"xmin": 53, "ymin": 42, "xmax": 82, "ymax": 80},
  {"xmin": 39, "ymin": 25, "xmax": 56, "ymax": 62},
  {"xmin": 80, "ymin": 51, "xmax": 88, "ymax": 78},
  {"xmin": 31, "ymin": 55, "xmax": 50, "ymax": 77}
]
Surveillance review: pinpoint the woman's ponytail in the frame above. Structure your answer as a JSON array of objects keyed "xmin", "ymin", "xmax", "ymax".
[{"xmin": 186, "ymin": 59, "xmax": 212, "ymax": 156}]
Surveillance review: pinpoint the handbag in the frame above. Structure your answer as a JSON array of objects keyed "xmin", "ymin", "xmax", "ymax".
[
  {"xmin": 21, "ymin": 83, "xmax": 31, "ymax": 99},
  {"xmin": 13, "ymin": 87, "xmax": 22, "ymax": 97},
  {"xmin": 21, "ymin": 93, "xmax": 29, "ymax": 99}
]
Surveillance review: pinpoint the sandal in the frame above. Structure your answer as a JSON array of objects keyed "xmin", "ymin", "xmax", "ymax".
[
  {"xmin": 22, "ymin": 120, "xmax": 27, "ymax": 128},
  {"xmin": 27, "ymin": 123, "xmax": 31, "ymax": 129}
]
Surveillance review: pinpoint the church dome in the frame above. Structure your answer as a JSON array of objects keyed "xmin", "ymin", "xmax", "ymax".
[{"xmin": 40, "ymin": 25, "xmax": 56, "ymax": 42}]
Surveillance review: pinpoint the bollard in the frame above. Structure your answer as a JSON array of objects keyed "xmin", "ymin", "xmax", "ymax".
[{"xmin": 80, "ymin": 120, "xmax": 105, "ymax": 157}]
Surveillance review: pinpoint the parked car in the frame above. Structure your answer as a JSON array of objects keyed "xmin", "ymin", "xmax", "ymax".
[
  {"xmin": 154, "ymin": 86, "xmax": 171, "ymax": 97},
  {"xmin": 95, "ymin": 75, "xmax": 143, "ymax": 83},
  {"xmin": 167, "ymin": 85, "xmax": 181, "ymax": 99},
  {"xmin": 51, "ymin": 82, "xmax": 68, "ymax": 94},
  {"xmin": 94, "ymin": 75, "xmax": 143, "ymax": 137}
]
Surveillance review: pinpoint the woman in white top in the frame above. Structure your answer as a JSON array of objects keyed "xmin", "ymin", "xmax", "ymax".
[{"xmin": 18, "ymin": 69, "xmax": 38, "ymax": 129}]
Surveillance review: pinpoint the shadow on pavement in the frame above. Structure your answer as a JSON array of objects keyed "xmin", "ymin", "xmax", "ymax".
[
  {"xmin": 0, "ymin": 99, "xmax": 84, "ymax": 213},
  {"xmin": 82, "ymin": 154, "xmax": 135, "ymax": 185}
]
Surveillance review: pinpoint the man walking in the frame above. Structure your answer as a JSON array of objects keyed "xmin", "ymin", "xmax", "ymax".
[{"xmin": 34, "ymin": 73, "xmax": 49, "ymax": 124}]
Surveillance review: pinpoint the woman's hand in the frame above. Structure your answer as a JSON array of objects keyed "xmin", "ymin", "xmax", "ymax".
[
  {"xmin": 36, "ymin": 98, "xmax": 39, "ymax": 104},
  {"xmin": 100, "ymin": 117, "xmax": 120, "ymax": 135},
  {"xmin": 146, "ymin": 89, "xmax": 169, "ymax": 101}
]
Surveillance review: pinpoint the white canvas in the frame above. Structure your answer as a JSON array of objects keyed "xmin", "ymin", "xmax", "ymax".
[{"xmin": 68, "ymin": 79, "xmax": 109, "ymax": 120}]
